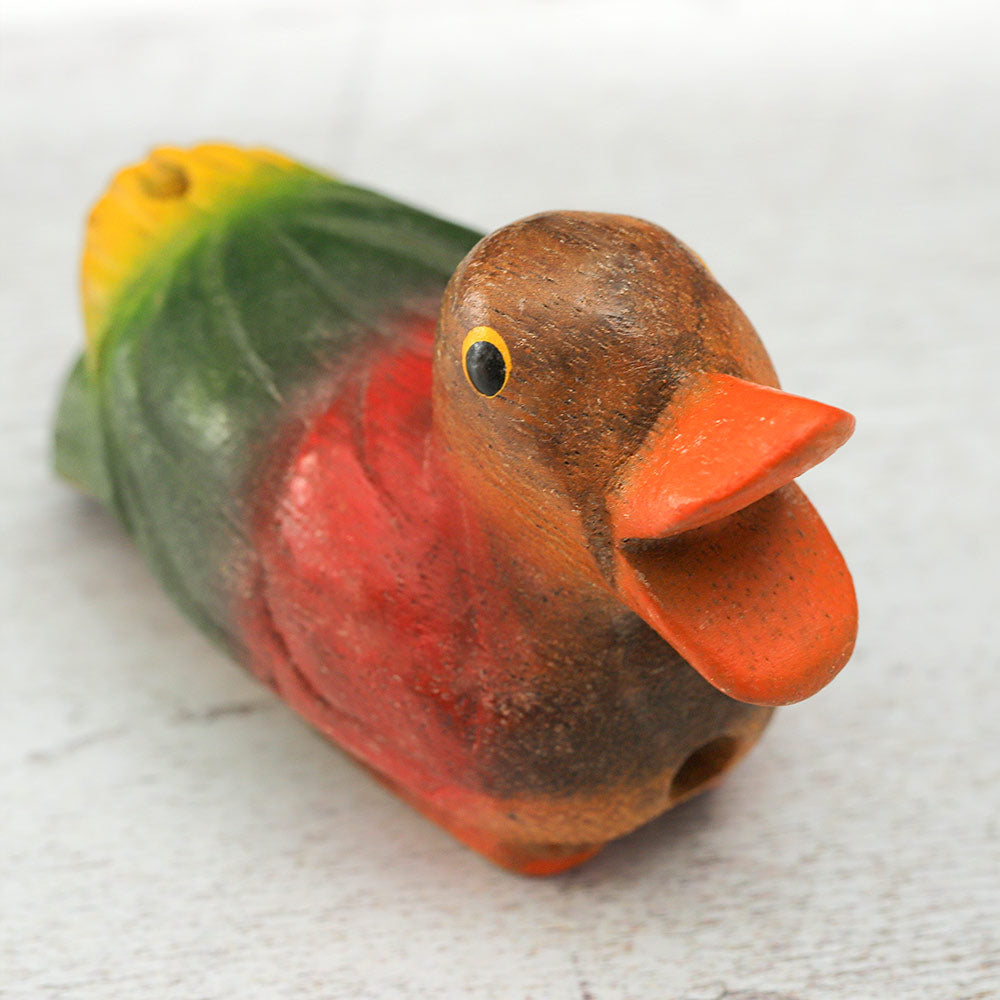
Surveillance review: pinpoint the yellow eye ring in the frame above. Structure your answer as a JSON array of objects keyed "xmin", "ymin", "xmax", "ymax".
[{"xmin": 462, "ymin": 326, "xmax": 511, "ymax": 397}]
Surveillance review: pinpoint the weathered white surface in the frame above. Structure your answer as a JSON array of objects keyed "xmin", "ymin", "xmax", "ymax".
[{"xmin": 2, "ymin": 2, "xmax": 998, "ymax": 997}]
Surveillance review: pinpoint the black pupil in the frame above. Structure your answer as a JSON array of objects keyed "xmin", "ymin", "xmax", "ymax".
[{"xmin": 466, "ymin": 341, "xmax": 506, "ymax": 396}]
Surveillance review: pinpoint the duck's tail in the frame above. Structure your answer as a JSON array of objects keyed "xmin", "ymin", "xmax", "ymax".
[
  {"xmin": 80, "ymin": 144, "xmax": 302, "ymax": 360},
  {"xmin": 52, "ymin": 144, "xmax": 310, "ymax": 506}
]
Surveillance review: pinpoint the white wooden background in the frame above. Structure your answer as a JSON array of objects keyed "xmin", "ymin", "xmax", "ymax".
[{"xmin": 2, "ymin": 2, "xmax": 998, "ymax": 997}]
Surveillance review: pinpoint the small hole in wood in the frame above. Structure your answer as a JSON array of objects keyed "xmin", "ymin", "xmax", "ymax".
[
  {"xmin": 671, "ymin": 735, "xmax": 741, "ymax": 800},
  {"xmin": 138, "ymin": 160, "xmax": 190, "ymax": 199}
]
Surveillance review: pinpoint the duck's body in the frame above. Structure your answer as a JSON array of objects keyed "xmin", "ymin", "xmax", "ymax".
[
  {"xmin": 56, "ymin": 145, "xmax": 856, "ymax": 873},
  {"xmin": 241, "ymin": 315, "xmax": 770, "ymax": 872}
]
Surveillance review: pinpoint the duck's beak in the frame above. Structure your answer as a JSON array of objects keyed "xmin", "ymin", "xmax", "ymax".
[{"xmin": 607, "ymin": 372, "xmax": 857, "ymax": 706}]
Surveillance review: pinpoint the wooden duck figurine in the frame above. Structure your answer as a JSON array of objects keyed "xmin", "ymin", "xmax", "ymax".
[{"xmin": 55, "ymin": 145, "xmax": 857, "ymax": 874}]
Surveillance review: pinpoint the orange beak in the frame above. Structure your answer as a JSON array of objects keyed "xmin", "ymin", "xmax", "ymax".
[{"xmin": 607, "ymin": 372, "xmax": 857, "ymax": 706}]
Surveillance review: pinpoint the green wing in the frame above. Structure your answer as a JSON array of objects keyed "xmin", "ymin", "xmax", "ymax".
[{"xmin": 54, "ymin": 144, "xmax": 481, "ymax": 651}]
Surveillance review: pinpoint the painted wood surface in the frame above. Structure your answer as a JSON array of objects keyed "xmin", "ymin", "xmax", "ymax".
[
  {"xmin": 52, "ymin": 145, "xmax": 858, "ymax": 873},
  {"xmin": 4, "ymin": 1, "xmax": 998, "ymax": 996}
]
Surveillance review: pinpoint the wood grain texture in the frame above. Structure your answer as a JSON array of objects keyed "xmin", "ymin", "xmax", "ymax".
[{"xmin": 3, "ymin": 1, "xmax": 999, "ymax": 997}]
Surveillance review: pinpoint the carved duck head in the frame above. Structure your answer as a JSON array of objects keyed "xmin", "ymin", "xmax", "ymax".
[{"xmin": 433, "ymin": 211, "xmax": 856, "ymax": 706}]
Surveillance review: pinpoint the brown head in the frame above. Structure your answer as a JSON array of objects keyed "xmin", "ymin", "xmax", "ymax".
[{"xmin": 433, "ymin": 211, "xmax": 857, "ymax": 706}]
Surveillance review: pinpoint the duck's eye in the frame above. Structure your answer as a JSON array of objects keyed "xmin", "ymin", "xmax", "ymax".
[{"xmin": 462, "ymin": 326, "xmax": 511, "ymax": 397}]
